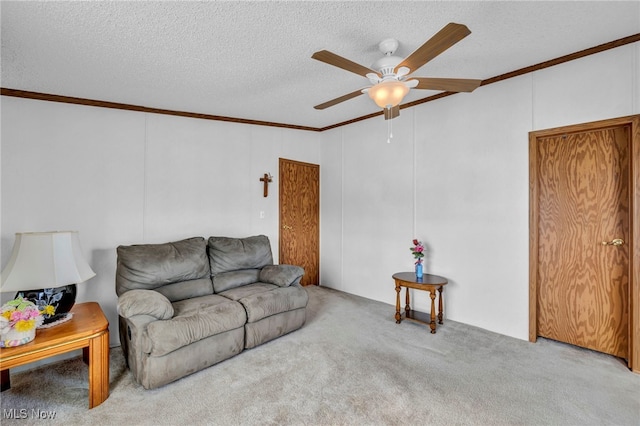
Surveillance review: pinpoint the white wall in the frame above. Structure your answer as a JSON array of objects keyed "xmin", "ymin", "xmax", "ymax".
[
  {"xmin": 1, "ymin": 98, "xmax": 321, "ymax": 346},
  {"xmin": 320, "ymin": 44, "xmax": 639, "ymax": 340},
  {"xmin": 1, "ymin": 43, "xmax": 638, "ymax": 351}
]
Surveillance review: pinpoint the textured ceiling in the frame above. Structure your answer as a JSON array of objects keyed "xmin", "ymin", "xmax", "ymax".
[{"xmin": 1, "ymin": 1, "xmax": 639, "ymax": 129}]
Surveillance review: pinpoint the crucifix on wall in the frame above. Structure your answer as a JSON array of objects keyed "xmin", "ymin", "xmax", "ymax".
[{"xmin": 259, "ymin": 173, "xmax": 273, "ymax": 197}]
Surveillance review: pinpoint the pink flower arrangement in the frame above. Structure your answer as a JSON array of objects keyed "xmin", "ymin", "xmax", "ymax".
[
  {"xmin": 0, "ymin": 297, "xmax": 45, "ymax": 334},
  {"xmin": 410, "ymin": 239, "xmax": 425, "ymax": 265}
]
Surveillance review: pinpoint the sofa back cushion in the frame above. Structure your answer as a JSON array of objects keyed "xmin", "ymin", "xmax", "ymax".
[
  {"xmin": 207, "ymin": 235, "xmax": 273, "ymax": 293},
  {"xmin": 116, "ymin": 237, "xmax": 213, "ymax": 301},
  {"xmin": 212, "ymin": 269, "xmax": 261, "ymax": 293}
]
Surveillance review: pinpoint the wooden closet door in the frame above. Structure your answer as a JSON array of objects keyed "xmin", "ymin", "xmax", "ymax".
[
  {"xmin": 534, "ymin": 126, "xmax": 630, "ymax": 358},
  {"xmin": 279, "ymin": 158, "xmax": 319, "ymax": 286}
]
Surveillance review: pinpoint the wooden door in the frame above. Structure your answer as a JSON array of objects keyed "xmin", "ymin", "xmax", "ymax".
[
  {"xmin": 531, "ymin": 123, "xmax": 630, "ymax": 359},
  {"xmin": 279, "ymin": 158, "xmax": 319, "ymax": 286}
]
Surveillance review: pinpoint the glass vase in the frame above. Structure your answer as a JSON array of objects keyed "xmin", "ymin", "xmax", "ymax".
[{"xmin": 415, "ymin": 263, "xmax": 423, "ymax": 279}]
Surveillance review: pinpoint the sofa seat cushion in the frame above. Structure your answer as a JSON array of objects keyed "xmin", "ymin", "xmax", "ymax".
[
  {"xmin": 220, "ymin": 283, "xmax": 308, "ymax": 323},
  {"xmin": 144, "ymin": 294, "xmax": 245, "ymax": 357},
  {"xmin": 218, "ymin": 282, "xmax": 278, "ymax": 301}
]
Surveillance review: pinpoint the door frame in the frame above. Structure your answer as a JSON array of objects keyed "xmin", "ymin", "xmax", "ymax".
[{"xmin": 529, "ymin": 115, "xmax": 639, "ymax": 372}]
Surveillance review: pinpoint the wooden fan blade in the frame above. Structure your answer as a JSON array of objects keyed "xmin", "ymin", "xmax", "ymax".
[
  {"xmin": 384, "ymin": 105, "xmax": 400, "ymax": 120},
  {"xmin": 314, "ymin": 89, "xmax": 365, "ymax": 110},
  {"xmin": 395, "ymin": 23, "xmax": 471, "ymax": 74},
  {"xmin": 412, "ymin": 77, "xmax": 482, "ymax": 92},
  {"xmin": 312, "ymin": 50, "xmax": 380, "ymax": 78}
]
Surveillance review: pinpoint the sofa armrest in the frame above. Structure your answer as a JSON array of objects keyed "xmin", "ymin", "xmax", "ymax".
[
  {"xmin": 117, "ymin": 289, "xmax": 174, "ymax": 320},
  {"xmin": 259, "ymin": 264, "xmax": 304, "ymax": 287}
]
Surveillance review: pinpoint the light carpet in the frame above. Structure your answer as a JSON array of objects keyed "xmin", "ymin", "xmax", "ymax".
[{"xmin": 1, "ymin": 286, "xmax": 638, "ymax": 425}]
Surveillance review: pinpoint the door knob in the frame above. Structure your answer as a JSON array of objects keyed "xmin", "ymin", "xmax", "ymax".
[{"xmin": 601, "ymin": 238, "xmax": 624, "ymax": 246}]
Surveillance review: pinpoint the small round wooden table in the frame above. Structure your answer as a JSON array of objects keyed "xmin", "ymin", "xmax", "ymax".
[{"xmin": 393, "ymin": 272, "xmax": 448, "ymax": 334}]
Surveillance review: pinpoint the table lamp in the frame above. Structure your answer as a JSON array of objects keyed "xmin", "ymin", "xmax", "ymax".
[{"xmin": 0, "ymin": 231, "xmax": 96, "ymax": 325}]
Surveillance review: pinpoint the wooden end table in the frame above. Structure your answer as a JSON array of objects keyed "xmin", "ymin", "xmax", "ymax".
[
  {"xmin": 393, "ymin": 272, "xmax": 448, "ymax": 334},
  {"xmin": 0, "ymin": 302, "xmax": 109, "ymax": 408}
]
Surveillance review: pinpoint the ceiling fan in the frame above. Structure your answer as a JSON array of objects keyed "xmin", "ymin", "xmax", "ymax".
[{"xmin": 312, "ymin": 23, "xmax": 482, "ymax": 120}]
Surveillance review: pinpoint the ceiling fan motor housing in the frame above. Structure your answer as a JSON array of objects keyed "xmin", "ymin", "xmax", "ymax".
[
  {"xmin": 372, "ymin": 39, "xmax": 404, "ymax": 79},
  {"xmin": 371, "ymin": 55, "xmax": 403, "ymax": 79}
]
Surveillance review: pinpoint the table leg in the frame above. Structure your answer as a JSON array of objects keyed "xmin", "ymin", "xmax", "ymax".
[
  {"xmin": 438, "ymin": 286, "xmax": 444, "ymax": 324},
  {"xmin": 429, "ymin": 289, "xmax": 437, "ymax": 334},
  {"xmin": 405, "ymin": 288, "xmax": 411, "ymax": 317},
  {"xmin": 395, "ymin": 281, "xmax": 401, "ymax": 324},
  {"xmin": 1, "ymin": 369, "xmax": 9, "ymax": 392},
  {"xmin": 88, "ymin": 331, "xmax": 109, "ymax": 409}
]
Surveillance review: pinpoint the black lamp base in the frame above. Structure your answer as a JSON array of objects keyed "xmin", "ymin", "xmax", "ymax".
[{"xmin": 16, "ymin": 284, "xmax": 77, "ymax": 325}]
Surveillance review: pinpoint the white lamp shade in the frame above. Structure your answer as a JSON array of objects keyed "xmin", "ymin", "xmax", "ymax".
[
  {"xmin": 368, "ymin": 80, "xmax": 410, "ymax": 108},
  {"xmin": 1, "ymin": 231, "xmax": 96, "ymax": 293}
]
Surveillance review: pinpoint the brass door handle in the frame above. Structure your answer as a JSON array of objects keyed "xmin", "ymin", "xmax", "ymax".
[
  {"xmin": 282, "ymin": 225, "xmax": 293, "ymax": 230},
  {"xmin": 601, "ymin": 238, "xmax": 624, "ymax": 246}
]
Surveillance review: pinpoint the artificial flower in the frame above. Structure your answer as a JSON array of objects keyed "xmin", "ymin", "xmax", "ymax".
[
  {"xmin": 0, "ymin": 297, "xmax": 44, "ymax": 333},
  {"xmin": 42, "ymin": 305, "xmax": 56, "ymax": 316},
  {"xmin": 410, "ymin": 239, "xmax": 425, "ymax": 265},
  {"xmin": 0, "ymin": 316, "xmax": 10, "ymax": 335},
  {"xmin": 14, "ymin": 319, "xmax": 36, "ymax": 332}
]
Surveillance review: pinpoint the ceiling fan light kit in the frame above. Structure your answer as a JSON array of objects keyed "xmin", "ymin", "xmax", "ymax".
[
  {"xmin": 368, "ymin": 80, "xmax": 409, "ymax": 109},
  {"xmin": 311, "ymin": 22, "xmax": 482, "ymax": 122}
]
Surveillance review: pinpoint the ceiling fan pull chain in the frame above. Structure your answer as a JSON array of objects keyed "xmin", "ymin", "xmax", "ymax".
[{"xmin": 387, "ymin": 113, "xmax": 393, "ymax": 143}]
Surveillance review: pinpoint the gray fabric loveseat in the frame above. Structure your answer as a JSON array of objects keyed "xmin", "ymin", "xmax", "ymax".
[{"xmin": 115, "ymin": 235, "xmax": 307, "ymax": 389}]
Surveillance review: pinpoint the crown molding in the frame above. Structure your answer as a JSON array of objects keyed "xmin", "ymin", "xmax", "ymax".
[{"xmin": 2, "ymin": 33, "xmax": 639, "ymax": 133}]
